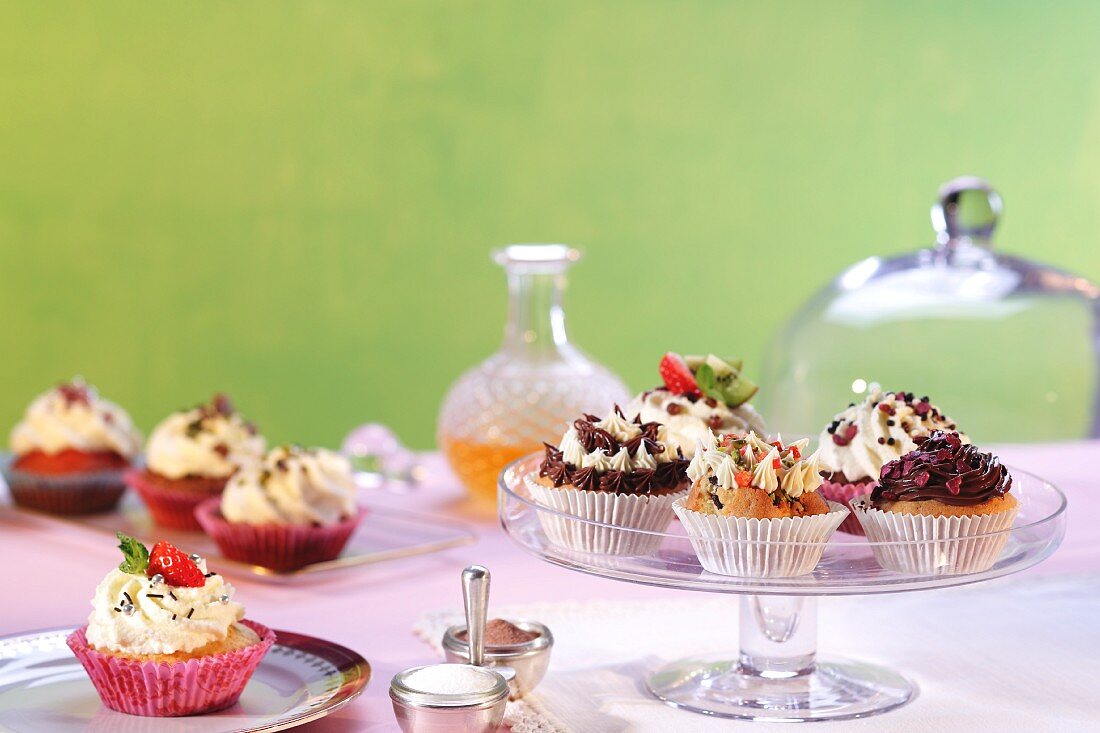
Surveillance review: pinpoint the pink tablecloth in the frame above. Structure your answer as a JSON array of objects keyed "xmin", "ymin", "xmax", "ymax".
[{"xmin": 0, "ymin": 442, "xmax": 1095, "ymax": 732}]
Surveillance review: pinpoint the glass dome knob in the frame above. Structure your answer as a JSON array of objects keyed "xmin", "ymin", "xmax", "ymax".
[{"xmin": 930, "ymin": 176, "xmax": 1003, "ymax": 248}]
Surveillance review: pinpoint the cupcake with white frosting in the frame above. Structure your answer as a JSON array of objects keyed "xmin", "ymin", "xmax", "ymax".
[
  {"xmin": 195, "ymin": 445, "xmax": 364, "ymax": 571},
  {"xmin": 125, "ymin": 394, "xmax": 265, "ymax": 530},
  {"xmin": 526, "ymin": 407, "xmax": 690, "ymax": 555},
  {"xmin": 67, "ymin": 533, "xmax": 274, "ymax": 716},
  {"xmin": 818, "ymin": 387, "xmax": 966, "ymax": 534},
  {"xmin": 3, "ymin": 379, "xmax": 142, "ymax": 514},
  {"xmin": 673, "ymin": 431, "xmax": 848, "ymax": 577},
  {"xmin": 625, "ymin": 353, "xmax": 765, "ymax": 457}
]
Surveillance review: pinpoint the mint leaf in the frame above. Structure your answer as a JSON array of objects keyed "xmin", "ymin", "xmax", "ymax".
[
  {"xmin": 694, "ymin": 363, "xmax": 725, "ymax": 404},
  {"xmin": 116, "ymin": 532, "xmax": 149, "ymax": 574}
]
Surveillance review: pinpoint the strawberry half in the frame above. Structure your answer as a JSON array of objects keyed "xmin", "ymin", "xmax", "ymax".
[
  {"xmin": 147, "ymin": 541, "xmax": 206, "ymax": 587},
  {"xmin": 658, "ymin": 352, "xmax": 700, "ymax": 397}
]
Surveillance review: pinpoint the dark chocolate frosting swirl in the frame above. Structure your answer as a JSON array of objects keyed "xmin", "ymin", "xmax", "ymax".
[
  {"xmin": 538, "ymin": 410, "xmax": 688, "ymax": 495},
  {"xmin": 872, "ymin": 431, "xmax": 1011, "ymax": 507}
]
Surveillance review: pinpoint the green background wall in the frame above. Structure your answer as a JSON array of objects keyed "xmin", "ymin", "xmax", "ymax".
[{"xmin": 2, "ymin": 1, "xmax": 1099, "ymax": 449}]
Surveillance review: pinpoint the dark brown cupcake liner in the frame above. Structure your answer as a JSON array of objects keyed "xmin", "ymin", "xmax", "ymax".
[{"xmin": 2, "ymin": 458, "xmax": 128, "ymax": 515}]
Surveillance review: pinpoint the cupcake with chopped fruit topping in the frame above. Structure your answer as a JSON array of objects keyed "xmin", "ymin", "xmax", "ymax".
[
  {"xmin": 67, "ymin": 533, "xmax": 274, "ymax": 716},
  {"xmin": 673, "ymin": 431, "xmax": 848, "ymax": 577},
  {"xmin": 125, "ymin": 394, "xmax": 265, "ymax": 530},
  {"xmin": 850, "ymin": 431, "xmax": 1018, "ymax": 575},
  {"xmin": 3, "ymin": 379, "xmax": 142, "ymax": 514},
  {"xmin": 526, "ymin": 407, "xmax": 690, "ymax": 555},
  {"xmin": 818, "ymin": 388, "xmax": 966, "ymax": 534},
  {"xmin": 626, "ymin": 353, "xmax": 765, "ymax": 457},
  {"xmin": 195, "ymin": 445, "xmax": 365, "ymax": 571}
]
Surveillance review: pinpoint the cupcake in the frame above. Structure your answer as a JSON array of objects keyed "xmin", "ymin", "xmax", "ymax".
[
  {"xmin": 625, "ymin": 353, "xmax": 765, "ymax": 458},
  {"xmin": 673, "ymin": 431, "xmax": 848, "ymax": 577},
  {"xmin": 818, "ymin": 388, "xmax": 965, "ymax": 534},
  {"xmin": 125, "ymin": 394, "xmax": 264, "ymax": 530},
  {"xmin": 195, "ymin": 445, "xmax": 364, "ymax": 571},
  {"xmin": 850, "ymin": 431, "xmax": 1018, "ymax": 575},
  {"xmin": 67, "ymin": 532, "xmax": 275, "ymax": 716},
  {"xmin": 3, "ymin": 379, "xmax": 142, "ymax": 514},
  {"xmin": 526, "ymin": 407, "xmax": 690, "ymax": 555}
]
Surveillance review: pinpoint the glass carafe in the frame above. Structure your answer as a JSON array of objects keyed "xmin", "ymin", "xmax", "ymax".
[{"xmin": 438, "ymin": 244, "xmax": 630, "ymax": 503}]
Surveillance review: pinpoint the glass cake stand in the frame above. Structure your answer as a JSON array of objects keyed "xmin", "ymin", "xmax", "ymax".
[{"xmin": 497, "ymin": 454, "xmax": 1067, "ymax": 722}]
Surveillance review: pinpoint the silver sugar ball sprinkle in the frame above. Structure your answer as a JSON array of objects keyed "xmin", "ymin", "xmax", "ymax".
[
  {"xmin": 219, "ymin": 594, "xmax": 230, "ymax": 605},
  {"xmin": 121, "ymin": 603, "xmax": 135, "ymax": 617},
  {"xmin": 150, "ymin": 574, "xmax": 165, "ymax": 585},
  {"xmin": 189, "ymin": 554, "xmax": 202, "ymax": 563}
]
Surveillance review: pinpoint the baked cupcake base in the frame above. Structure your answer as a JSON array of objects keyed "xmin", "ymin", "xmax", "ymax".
[
  {"xmin": 67, "ymin": 619, "xmax": 275, "ymax": 717},
  {"xmin": 125, "ymin": 469, "xmax": 228, "ymax": 531},
  {"xmin": 819, "ymin": 477, "xmax": 875, "ymax": 536},
  {"xmin": 195, "ymin": 499, "xmax": 366, "ymax": 572},
  {"xmin": 673, "ymin": 498, "xmax": 849, "ymax": 577},
  {"xmin": 2, "ymin": 460, "xmax": 127, "ymax": 515},
  {"xmin": 850, "ymin": 494, "xmax": 1019, "ymax": 576},
  {"xmin": 524, "ymin": 474, "xmax": 684, "ymax": 556}
]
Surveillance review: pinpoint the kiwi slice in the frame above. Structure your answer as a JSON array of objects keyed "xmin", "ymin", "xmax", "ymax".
[{"xmin": 694, "ymin": 355, "xmax": 758, "ymax": 407}]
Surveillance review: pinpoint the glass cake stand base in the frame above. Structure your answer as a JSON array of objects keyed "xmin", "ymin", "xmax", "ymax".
[{"xmin": 646, "ymin": 595, "xmax": 915, "ymax": 721}]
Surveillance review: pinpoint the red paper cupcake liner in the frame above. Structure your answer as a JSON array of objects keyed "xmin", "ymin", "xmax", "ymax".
[
  {"xmin": 819, "ymin": 478, "xmax": 876, "ymax": 536},
  {"xmin": 194, "ymin": 499, "xmax": 366, "ymax": 572},
  {"xmin": 67, "ymin": 620, "xmax": 275, "ymax": 717},
  {"xmin": 125, "ymin": 469, "xmax": 228, "ymax": 531},
  {"xmin": 2, "ymin": 460, "xmax": 127, "ymax": 515}
]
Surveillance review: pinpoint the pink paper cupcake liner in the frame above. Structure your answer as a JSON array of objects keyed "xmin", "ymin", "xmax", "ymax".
[
  {"xmin": 194, "ymin": 499, "xmax": 366, "ymax": 572},
  {"xmin": 819, "ymin": 478, "xmax": 876, "ymax": 536},
  {"xmin": 2, "ymin": 460, "xmax": 127, "ymax": 515},
  {"xmin": 124, "ymin": 469, "xmax": 226, "ymax": 531},
  {"xmin": 67, "ymin": 619, "xmax": 275, "ymax": 717}
]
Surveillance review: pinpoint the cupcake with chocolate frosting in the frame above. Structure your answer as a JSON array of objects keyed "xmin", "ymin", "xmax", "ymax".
[
  {"xmin": 673, "ymin": 432, "xmax": 848, "ymax": 577},
  {"xmin": 526, "ymin": 407, "xmax": 689, "ymax": 555},
  {"xmin": 818, "ymin": 388, "xmax": 966, "ymax": 534},
  {"xmin": 851, "ymin": 431, "xmax": 1018, "ymax": 575}
]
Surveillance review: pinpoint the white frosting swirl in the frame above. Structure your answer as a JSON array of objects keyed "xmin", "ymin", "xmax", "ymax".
[
  {"xmin": 817, "ymin": 388, "xmax": 968, "ymax": 482},
  {"xmin": 85, "ymin": 564, "xmax": 244, "ymax": 656},
  {"xmin": 556, "ymin": 408, "xmax": 676, "ymax": 476},
  {"xmin": 688, "ymin": 431, "xmax": 821, "ymax": 498},
  {"xmin": 10, "ymin": 381, "xmax": 142, "ymax": 459},
  {"xmin": 147, "ymin": 402, "xmax": 265, "ymax": 479},
  {"xmin": 625, "ymin": 389, "xmax": 765, "ymax": 457},
  {"xmin": 220, "ymin": 445, "xmax": 358, "ymax": 526}
]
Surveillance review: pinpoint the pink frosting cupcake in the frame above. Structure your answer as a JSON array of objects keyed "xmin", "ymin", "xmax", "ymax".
[{"xmin": 68, "ymin": 533, "xmax": 274, "ymax": 716}]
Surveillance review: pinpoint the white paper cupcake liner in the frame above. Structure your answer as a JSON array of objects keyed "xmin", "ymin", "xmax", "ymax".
[
  {"xmin": 850, "ymin": 494, "xmax": 1019, "ymax": 576},
  {"xmin": 524, "ymin": 474, "xmax": 684, "ymax": 556},
  {"xmin": 672, "ymin": 498, "xmax": 849, "ymax": 577}
]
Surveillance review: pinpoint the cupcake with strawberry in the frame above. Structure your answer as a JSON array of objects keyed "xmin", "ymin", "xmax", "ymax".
[
  {"xmin": 673, "ymin": 431, "xmax": 848, "ymax": 576},
  {"xmin": 195, "ymin": 444, "xmax": 364, "ymax": 571},
  {"xmin": 818, "ymin": 388, "xmax": 966, "ymax": 534},
  {"xmin": 625, "ymin": 353, "xmax": 765, "ymax": 458},
  {"xmin": 3, "ymin": 379, "xmax": 142, "ymax": 514},
  {"xmin": 527, "ymin": 407, "xmax": 690, "ymax": 555},
  {"xmin": 125, "ymin": 394, "xmax": 265, "ymax": 530},
  {"xmin": 67, "ymin": 532, "xmax": 275, "ymax": 716}
]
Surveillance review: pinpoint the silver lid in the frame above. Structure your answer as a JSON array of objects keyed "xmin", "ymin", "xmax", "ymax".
[{"xmin": 389, "ymin": 664, "xmax": 509, "ymax": 709}]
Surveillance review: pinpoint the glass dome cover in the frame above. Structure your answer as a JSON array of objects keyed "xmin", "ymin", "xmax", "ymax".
[{"xmin": 759, "ymin": 177, "xmax": 1100, "ymax": 442}]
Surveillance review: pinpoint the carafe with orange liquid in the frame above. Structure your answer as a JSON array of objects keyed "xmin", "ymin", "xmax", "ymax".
[{"xmin": 437, "ymin": 244, "xmax": 629, "ymax": 505}]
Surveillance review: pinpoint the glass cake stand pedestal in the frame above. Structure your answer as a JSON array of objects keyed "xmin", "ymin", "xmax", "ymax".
[{"xmin": 498, "ymin": 455, "xmax": 1067, "ymax": 722}]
